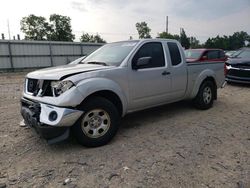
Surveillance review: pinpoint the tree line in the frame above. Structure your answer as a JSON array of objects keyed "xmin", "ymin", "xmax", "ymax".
[
  {"xmin": 135, "ymin": 21, "xmax": 250, "ymax": 50},
  {"xmin": 19, "ymin": 14, "xmax": 250, "ymax": 50},
  {"xmin": 20, "ymin": 14, "xmax": 106, "ymax": 43}
]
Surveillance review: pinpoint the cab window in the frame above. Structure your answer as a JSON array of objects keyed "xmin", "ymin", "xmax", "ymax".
[{"xmin": 132, "ymin": 42, "xmax": 165, "ymax": 69}]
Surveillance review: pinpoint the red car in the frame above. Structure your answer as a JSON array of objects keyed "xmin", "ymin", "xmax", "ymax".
[{"xmin": 185, "ymin": 49, "xmax": 227, "ymax": 63}]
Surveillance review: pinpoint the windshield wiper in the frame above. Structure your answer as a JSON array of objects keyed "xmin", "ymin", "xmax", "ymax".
[{"xmin": 85, "ymin": 61, "xmax": 108, "ymax": 66}]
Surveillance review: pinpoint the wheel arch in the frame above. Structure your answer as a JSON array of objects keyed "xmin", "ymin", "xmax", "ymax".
[
  {"xmin": 191, "ymin": 70, "xmax": 218, "ymax": 100},
  {"xmin": 75, "ymin": 78, "xmax": 128, "ymax": 116},
  {"xmin": 78, "ymin": 90, "xmax": 124, "ymax": 117},
  {"xmin": 200, "ymin": 77, "xmax": 217, "ymax": 100}
]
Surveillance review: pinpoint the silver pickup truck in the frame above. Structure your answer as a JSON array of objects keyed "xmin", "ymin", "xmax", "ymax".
[{"xmin": 21, "ymin": 39, "xmax": 225, "ymax": 147}]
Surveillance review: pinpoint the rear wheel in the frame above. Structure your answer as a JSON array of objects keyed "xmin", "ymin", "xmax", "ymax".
[
  {"xmin": 73, "ymin": 97, "xmax": 120, "ymax": 147},
  {"xmin": 193, "ymin": 80, "xmax": 215, "ymax": 110}
]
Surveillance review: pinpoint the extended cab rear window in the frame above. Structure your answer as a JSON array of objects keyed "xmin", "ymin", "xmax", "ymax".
[{"xmin": 168, "ymin": 42, "xmax": 182, "ymax": 66}]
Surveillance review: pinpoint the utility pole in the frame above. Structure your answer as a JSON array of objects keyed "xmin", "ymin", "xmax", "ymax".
[
  {"xmin": 7, "ymin": 19, "xmax": 11, "ymax": 40},
  {"xmin": 180, "ymin": 28, "xmax": 183, "ymax": 36},
  {"xmin": 180, "ymin": 28, "xmax": 183, "ymax": 43},
  {"xmin": 166, "ymin": 16, "xmax": 168, "ymax": 34}
]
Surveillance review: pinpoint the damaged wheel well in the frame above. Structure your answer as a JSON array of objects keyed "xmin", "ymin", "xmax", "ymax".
[{"xmin": 78, "ymin": 90, "xmax": 123, "ymax": 116}]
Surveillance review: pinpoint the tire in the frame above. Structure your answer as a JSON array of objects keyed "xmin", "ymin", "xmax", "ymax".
[
  {"xmin": 72, "ymin": 97, "xmax": 120, "ymax": 147},
  {"xmin": 193, "ymin": 80, "xmax": 215, "ymax": 110}
]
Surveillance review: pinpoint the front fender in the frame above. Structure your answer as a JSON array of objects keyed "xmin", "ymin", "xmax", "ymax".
[
  {"xmin": 190, "ymin": 69, "xmax": 216, "ymax": 99},
  {"xmin": 76, "ymin": 78, "xmax": 128, "ymax": 115}
]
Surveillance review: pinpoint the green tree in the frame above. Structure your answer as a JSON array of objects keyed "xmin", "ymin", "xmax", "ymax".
[
  {"xmin": 135, "ymin": 22, "xmax": 151, "ymax": 39},
  {"xmin": 80, "ymin": 32, "xmax": 94, "ymax": 42},
  {"xmin": 20, "ymin": 14, "xmax": 50, "ymax": 40},
  {"xmin": 204, "ymin": 38, "xmax": 214, "ymax": 48},
  {"xmin": 214, "ymin": 35, "xmax": 229, "ymax": 49},
  {"xmin": 93, "ymin": 34, "xmax": 106, "ymax": 43},
  {"xmin": 207, "ymin": 36, "xmax": 228, "ymax": 49},
  {"xmin": 180, "ymin": 28, "xmax": 190, "ymax": 49},
  {"xmin": 158, "ymin": 32, "xmax": 179, "ymax": 40},
  {"xmin": 229, "ymin": 31, "xmax": 249, "ymax": 50},
  {"xmin": 80, "ymin": 33, "xmax": 106, "ymax": 43},
  {"xmin": 204, "ymin": 31, "xmax": 250, "ymax": 50},
  {"xmin": 49, "ymin": 14, "xmax": 75, "ymax": 41},
  {"xmin": 189, "ymin": 36, "xmax": 201, "ymax": 48}
]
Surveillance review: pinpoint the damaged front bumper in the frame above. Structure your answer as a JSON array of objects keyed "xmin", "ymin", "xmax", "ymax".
[{"xmin": 20, "ymin": 97, "xmax": 83, "ymax": 144}]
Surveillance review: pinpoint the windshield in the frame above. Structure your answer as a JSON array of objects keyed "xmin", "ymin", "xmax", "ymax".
[
  {"xmin": 185, "ymin": 50, "xmax": 203, "ymax": 59},
  {"xmin": 225, "ymin": 51, "xmax": 236, "ymax": 57},
  {"xmin": 81, "ymin": 41, "xmax": 138, "ymax": 66},
  {"xmin": 235, "ymin": 50, "xmax": 250, "ymax": 58},
  {"xmin": 232, "ymin": 50, "xmax": 243, "ymax": 57}
]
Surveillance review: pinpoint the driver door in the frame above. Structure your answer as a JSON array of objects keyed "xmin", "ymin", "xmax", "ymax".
[{"xmin": 128, "ymin": 42, "xmax": 172, "ymax": 111}]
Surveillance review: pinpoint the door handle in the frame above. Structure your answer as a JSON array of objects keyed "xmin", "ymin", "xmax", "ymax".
[{"xmin": 162, "ymin": 71, "xmax": 170, "ymax": 76}]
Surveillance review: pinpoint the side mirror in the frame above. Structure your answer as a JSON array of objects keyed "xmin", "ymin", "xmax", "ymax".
[{"xmin": 132, "ymin": 57, "xmax": 152, "ymax": 70}]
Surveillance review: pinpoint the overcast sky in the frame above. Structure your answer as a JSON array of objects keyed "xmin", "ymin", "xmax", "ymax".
[{"xmin": 0, "ymin": 0, "xmax": 250, "ymax": 43}]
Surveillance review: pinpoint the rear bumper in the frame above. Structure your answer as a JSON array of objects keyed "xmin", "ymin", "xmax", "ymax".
[{"xmin": 20, "ymin": 97, "xmax": 83, "ymax": 143}]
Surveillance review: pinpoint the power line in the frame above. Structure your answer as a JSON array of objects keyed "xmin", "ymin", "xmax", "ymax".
[{"xmin": 73, "ymin": 30, "xmax": 139, "ymax": 36}]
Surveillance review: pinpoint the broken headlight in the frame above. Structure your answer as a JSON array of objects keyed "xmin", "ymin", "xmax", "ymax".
[{"xmin": 51, "ymin": 80, "xmax": 74, "ymax": 96}]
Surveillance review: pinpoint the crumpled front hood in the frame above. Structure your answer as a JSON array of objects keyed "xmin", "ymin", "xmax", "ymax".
[{"xmin": 27, "ymin": 64, "xmax": 113, "ymax": 80}]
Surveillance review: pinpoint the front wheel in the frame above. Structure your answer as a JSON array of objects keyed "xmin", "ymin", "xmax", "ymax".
[
  {"xmin": 72, "ymin": 97, "xmax": 120, "ymax": 147},
  {"xmin": 193, "ymin": 80, "xmax": 215, "ymax": 110}
]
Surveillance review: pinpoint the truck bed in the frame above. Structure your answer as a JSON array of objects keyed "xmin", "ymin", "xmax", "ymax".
[{"xmin": 186, "ymin": 62, "xmax": 225, "ymax": 99}]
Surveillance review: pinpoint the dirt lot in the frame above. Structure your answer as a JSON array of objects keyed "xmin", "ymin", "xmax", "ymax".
[{"xmin": 0, "ymin": 72, "xmax": 249, "ymax": 188}]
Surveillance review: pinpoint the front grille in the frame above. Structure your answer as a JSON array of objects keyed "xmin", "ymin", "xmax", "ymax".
[
  {"xmin": 228, "ymin": 69, "xmax": 250, "ymax": 78},
  {"xmin": 26, "ymin": 79, "xmax": 53, "ymax": 96},
  {"xmin": 231, "ymin": 64, "xmax": 250, "ymax": 69},
  {"xmin": 42, "ymin": 80, "xmax": 53, "ymax": 96}
]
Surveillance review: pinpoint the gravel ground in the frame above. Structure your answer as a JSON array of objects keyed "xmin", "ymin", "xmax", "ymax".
[{"xmin": 0, "ymin": 72, "xmax": 249, "ymax": 188}]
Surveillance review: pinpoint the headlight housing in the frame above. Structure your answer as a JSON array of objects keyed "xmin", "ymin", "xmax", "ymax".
[{"xmin": 51, "ymin": 80, "xmax": 74, "ymax": 96}]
